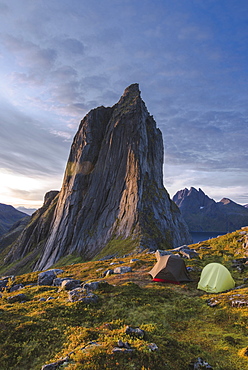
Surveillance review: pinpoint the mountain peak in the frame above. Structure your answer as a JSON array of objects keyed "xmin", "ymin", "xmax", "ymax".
[{"xmin": 5, "ymin": 84, "xmax": 192, "ymax": 271}]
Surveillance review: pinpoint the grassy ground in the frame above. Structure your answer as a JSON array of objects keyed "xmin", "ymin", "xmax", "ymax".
[{"xmin": 0, "ymin": 228, "xmax": 247, "ymax": 369}]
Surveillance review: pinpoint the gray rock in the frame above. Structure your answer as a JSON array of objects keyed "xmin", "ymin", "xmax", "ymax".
[
  {"xmin": 112, "ymin": 347, "xmax": 134, "ymax": 353},
  {"xmin": 38, "ymin": 270, "xmax": 63, "ymax": 286},
  {"xmin": 9, "ymin": 284, "xmax": 24, "ymax": 292},
  {"xmin": 0, "ymin": 279, "xmax": 8, "ymax": 291},
  {"xmin": 148, "ymin": 343, "xmax": 158, "ymax": 351},
  {"xmin": 83, "ymin": 281, "xmax": 110, "ymax": 291},
  {"xmin": 113, "ymin": 266, "xmax": 132, "ymax": 274},
  {"xmin": 68, "ymin": 288, "xmax": 98, "ymax": 304},
  {"xmin": 125, "ymin": 326, "xmax": 145, "ymax": 339},
  {"xmin": 102, "ymin": 269, "xmax": 114, "ymax": 277},
  {"xmin": 83, "ymin": 281, "xmax": 101, "ymax": 291},
  {"xmin": 53, "ymin": 277, "xmax": 71, "ymax": 286},
  {"xmin": 41, "ymin": 356, "xmax": 69, "ymax": 370},
  {"xmin": 7, "ymin": 293, "xmax": 27, "ymax": 303},
  {"xmin": 179, "ymin": 248, "xmax": 199, "ymax": 259},
  {"xmin": 189, "ymin": 357, "xmax": 213, "ymax": 369},
  {"xmin": 60, "ymin": 279, "xmax": 81, "ymax": 291},
  {"xmin": 130, "ymin": 258, "xmax": 140, "ymax": 263}
]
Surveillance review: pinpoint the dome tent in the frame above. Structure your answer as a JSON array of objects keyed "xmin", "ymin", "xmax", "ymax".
[
  {"xmin": 149, "ymin": 250, "xmax": 192, "ymax": 284},
  {"xmin": 197, "ymin": 263, "xmax": 235, "ymax": 293}
]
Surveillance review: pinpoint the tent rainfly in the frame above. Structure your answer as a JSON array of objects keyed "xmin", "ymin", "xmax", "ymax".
[
  {"xmin": 197, "ymin": 263, "xmax": 235, "ymax": 293},
  {"xmin": 149, "ymin": 251, "xmax": 192, "ymax": 284}
]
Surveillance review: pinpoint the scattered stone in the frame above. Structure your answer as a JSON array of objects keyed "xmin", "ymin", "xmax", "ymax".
[
  {"xmin": 8, "ymin": 284, "xmax": 24, "ymax": 292},
  {"xmin": 206, "ymin": 299, "xmax": 220, "ymax": 308},
  {"xmin": 102, "ymin": 269, "xmax": 114, "ymax": 277},
  {"xmin": 113, "ymin": 266, "xmax": 132, "ymax": 274},
  {"xmin": 41, "ymin": 356, "xmax": 69, "ymax": 370},
  {"xmin": 38, "ymin": 270, "xmax": 58, "ymax": 286},
  {"xmin": 125, "ymin": 326, "xmax": 145, "ymax": 339},
  {"xmin": 189, "ymin": 357, "xmax": 213, "ymax": 369},
  {"xmin": 39, "ymin": 298, "xmax": 46, "ymax": 302},
  {"xmin": 148, "ymin": 343, "xmax": 158, "ymax": 351},
  {"xmin": 117, "ymin": 340, "xmax": 131, "ymax": 349},
  {"xmin": 231, "ymin": 299, "xmax": 248, "ymax": 308},
  {"xmin": 7, "ymin": 293, "xmax": 27, "ymax": 303},
  {"xmin": 155, "ymin": 249, "xmax": 172, "ymax": 256},
  {"xmin": 53, "ymin": 277, "xmax": 72, "ymax": 286},
  {"xmin": 179, "ymin": 248, "xmax": 199, "ymax": 259},
  {"xmin": 68, "ymin": 288, "xmax": 98, "ymax": 304},
  {"xmin": 60, "ymin": 279, "xmax": 81, "ymax": 291},
  {"xmin": 112, "ymin": 347, "xmax": 134, "ymax": 353},
  {"xmin": 46, "ymin": 297, "xmax": 55, "ymax": 301},
  {"xmin": 130, "ymin": 259, "xmax": 140, "ymax": 263},
  {"xmin": 83, "ymin": 281, "xmax": 101, "ymax": 291},
  {"xmin": 0, "ymin": 279, "xmax": 9, "ymax": 291},
  {"xmin": 80, "ymin": 341, "xmax": 100, "ymax": 351}
]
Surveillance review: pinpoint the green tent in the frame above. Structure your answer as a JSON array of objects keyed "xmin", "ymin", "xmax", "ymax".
[{"xmin": 197, "ymin": 262, "xmax": 235, "ymax": 293}]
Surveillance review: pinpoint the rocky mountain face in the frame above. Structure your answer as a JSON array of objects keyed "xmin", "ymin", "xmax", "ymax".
[
  {"xmin": 0, "ymin": 204, "xmax": 28, "ymax": 237},
  {"xmin": 173, "ymin": 187, "xmax": 248, "ymax": 232},
  {"xmin": 5, "ymin": 84, "xmax": 191, "ymax": 271}
]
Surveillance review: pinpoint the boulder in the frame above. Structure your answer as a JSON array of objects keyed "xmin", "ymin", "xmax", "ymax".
[
  {"xmin": 8, "ymin": 284, "xmax": 24, "ymax": 292},
  {"xmin": 113, "ymin": 266, "xmax": 132, "ymax": 274},
  {"xmin": 68, "ymin": 288, "xmax": 98, "ymax": 304},
  {"xmin": 38, "ymin": 269, "xmax": 64, "ymax": 286},
  {"xmin": 125, "ymin": 326, "xmax": 145, "ymax": 339},
  {"xmin": 60, "ymin": 279, "xmax": 81, "ymax": 291},
  {"xmin": 189, "ymin": 357, "xmax": 213, "ymax": 369},
  {"xmin": 7, "ymin": 293, "xmax": 27, "ymax": 303}
]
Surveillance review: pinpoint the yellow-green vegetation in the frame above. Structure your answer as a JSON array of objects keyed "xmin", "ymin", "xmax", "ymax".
[
  {"xmin": 93, "ymin": 236, "xmax": 140, "ymax": 261},
  {"xmin": 0, "ymin": 228, "xmax": 248, "ymax": 369}
]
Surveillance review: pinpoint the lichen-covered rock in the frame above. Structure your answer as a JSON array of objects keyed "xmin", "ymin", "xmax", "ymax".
[{"xmin": 68, "ymin": 287, "xmax": 98, "ymax": 304}]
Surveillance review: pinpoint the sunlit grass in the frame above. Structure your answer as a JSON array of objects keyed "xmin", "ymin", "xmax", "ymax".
[{"xmin": 0, "ymin": 228, "xmax": 247, "ymax": 369}]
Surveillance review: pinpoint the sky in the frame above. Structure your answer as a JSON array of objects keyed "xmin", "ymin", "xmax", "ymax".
[{"xmin": 0, "ymin": 0, "xmax": 247, "ymax": 210}]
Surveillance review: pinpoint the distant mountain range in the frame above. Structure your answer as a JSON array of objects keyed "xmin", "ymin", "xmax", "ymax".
[
  {"xmin": 16, "ymin": 206, "xmax": 37, "ymax": 216},
  {"xmin": 173, "ymin": 187, "xmax": 248, "ymax": 232},
  {"xmin": 0, "ymin": 203, "xmax": 29, "ymax": 237}
]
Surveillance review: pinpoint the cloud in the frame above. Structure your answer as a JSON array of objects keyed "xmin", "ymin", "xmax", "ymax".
[
  {"xmin": 60, "ymin": 38, "xmax": 84, "ymax": 54},
  {"xmin": 0, "ymin": 98, "xmax": 71, "ymax": 177},
  {"xmin": 1, "ymin": 35, "xmax": 57, "ymax": 70}
]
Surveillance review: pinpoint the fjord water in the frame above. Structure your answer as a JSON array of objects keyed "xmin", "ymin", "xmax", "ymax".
[{"xmin": 190, "ymin": 232, "xmax": 227, "ymax": 244}]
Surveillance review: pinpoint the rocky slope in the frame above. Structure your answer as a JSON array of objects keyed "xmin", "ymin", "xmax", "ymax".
[
  {"xmin": 0, "ymin": 203, "xmax": 28, "ymax": 237},
  {"xmin": 173, "ymin": 187, "xmax": 248, "ymax": 232},
  {"xmin": 4, "ymin": 84, "xmax": 191, "ymax": 272}
]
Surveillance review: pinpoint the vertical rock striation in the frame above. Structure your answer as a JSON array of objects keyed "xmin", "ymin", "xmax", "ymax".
[{"xmin": 6, "ymin": 84, "xmax": 192, "ymax": 271}]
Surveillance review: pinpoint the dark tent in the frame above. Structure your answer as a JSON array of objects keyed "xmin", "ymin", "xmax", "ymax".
[{"xmin": 149, "ymin": 251, "xmax": 192, "ymax": 284}]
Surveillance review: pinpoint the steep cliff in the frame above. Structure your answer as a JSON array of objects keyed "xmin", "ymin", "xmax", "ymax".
[
  {"xmin": 5, "ymin": 84, "xmax": 192, "ymax": 271},
  {"xmin": 173, "ymin": 187, "xmax": 248, "ymax": 232}
]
